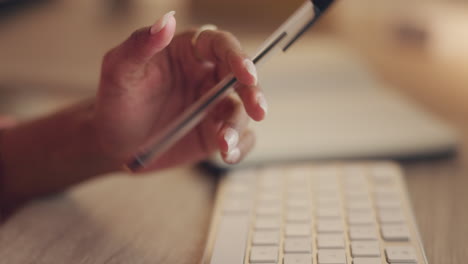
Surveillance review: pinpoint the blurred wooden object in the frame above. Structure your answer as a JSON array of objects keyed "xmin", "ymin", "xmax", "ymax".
[
  {"xmin": 189, "ymin": 0, "xmax": 335, "ymax": 33},
  {"xmin": 0, "ymin": 167, "xmax": 218, "ymax": 264},
  {"xmin": 190, "ymin": 0, "xmax": 336, "ymax": 34},
  {"xmin": 0, "ymin": 0, "xmax": 187, "ymax": 89},
  {"xmin": 189, "ymin": 0, "xmax": 302, "ymax": 28},
  {"xmin": 332, "ymin": 0, "xmax": 468, "ymax": 130}
]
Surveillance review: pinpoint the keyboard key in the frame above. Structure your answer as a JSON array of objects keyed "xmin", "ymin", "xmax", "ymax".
[
  {"xmin": 252, "ymin": 231, "xmax": 280, "ymax": 245},
  {"xmin": 289, "ymin": 168, "xmax": 310, "ymax": 180},
  {"xmin": 374, "ymin": 186, "xmax": 398, "ymax": 196},
  {"xmin": 385, "ymin": 246, "xmax": 417, "ymax": 263},
  {"xmin": 352, "ymin": 257, "xmax": 382, "ymax": 264},
  {"xmin": 287, "ymin": 188, "xmax": 310, "ymax": 198},
  {"xmin": 259, "ymin": 183, "xmax": 282, "ymax": 193},
  {"xmin": 348, "ymin": 212, "xmax": 375, "ymax": 225},
  {"xmin": 317, "ymin": 190, "xmax": 340, "ymax": 199},
  {"xmin": 317, "ymin": 220, "xmax": 344, "ymax": 233},
  {"xmin": 284, "ymin": 238, "xmax": 313, "ymax": 253},
  {"xmin": 288, "ymin": 191, "xmax": 310, "ymax": 200},
  {"xmin": 317, "ymin": 195, "xmax": 340, "ymax": 203},
  {"xmin": 342, "ymin": 167, "xmax": 367, "ymax": 179},
  {"xmin": 258, "ymin": 193, "xmax": 282, "ymax": 204},
  {"xmin": 370, "ymin": 164, "xmax": 398, "ymax": 183},
  {"xmin": 225, "ymin": 183, "xmax": 250, "ymax": 195},
  {"xmin": 349, "ymin": 226, "xmax": 378, "ymax": 240},
  {"xmin": 317, "ymin": 234, "xmax": 345, "ymax": 249},
  {"xmin": 374, "ymin": 189, "xmax": 399, "ymax": 201},
  {"xmin": 317, "ymin": 185, "xmax": 340, "ymax": 194},
  {"xmin": 344, "ymin": 191, "xmax": 369, "ymax": 201},
  {"xmin": 317, "ymin": 207, "xmax": 341, "ymax": 218},
  {"xmin": 288, "ymin": 175, "xmax": 309, "ymax": 184},
  {"xmin": 318, "ymin": 249, "xmax": 347, "ymax": 264},
  {"xmin": 314, "ymin": 167, "xmax": 340, "ymax": 177},
  {"xmin": 250, "ymin": 246, "xmax": 279, "ymax": 263},
  {"xmin": 345, "ymin": 194, "xmax": 370, "ymax": 202},
  {"xmin": 381, "ymin": 224, "xmax": 411, "ymax": 241},
  {"xmin": 287, "ymin": 211, "xmax": 311, "ymax": 223},
  {"xmin": 286, "ymin": 224, "xmax": 311, "ymax": 237},
  {"xmin": 350, "ymin": 241, "xmax": 381, "ymax": 257},
  {"xmin": 347, "ymin": 200, "xmax": 372, "ymax": 211},
  {"xmin": 256, "ymin": 204, "xmax": 282, "ymax": 216},
  {"xmin": 344, "ymin": 184, "xmax": 368, "ymax": 194},
  {"xmin": 378, "ymin": 209, "xmax": 405, "ymax": 224},
  {"xmin": 287, "ymin": 199, "xmax": 311, "ymax": 209},
  {"xmin": 375, "ymin": 196, "xmax": 401, "ymax": 209},
  {"xmin": 223, "ymin": 199, "xmax": 251, "ymax": 214},
  {"xmin": 259, "ymin": 166, "xmax": 284, "ymax": 176},
  {"xmin": 343, "ymin": 179, "xmax": 367, "ymax": 189},
  {"xmin": 255, "ymin": 217, "xmax": 281, "ymax": 230},
  {"xmin": 283, "ymin": 253, "xmax": 313, "ymax": 264},
  {"xmin": 210, "ymin": 215, "xmax": 249, "ymax": 264}
]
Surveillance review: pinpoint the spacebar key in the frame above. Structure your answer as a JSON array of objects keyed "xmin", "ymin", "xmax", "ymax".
[{"xmin": 210, "ymin": 215, "xmax": 250, "ymax": 264}]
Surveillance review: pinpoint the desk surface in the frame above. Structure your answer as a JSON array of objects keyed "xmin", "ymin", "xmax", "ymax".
[{"xmin": 1, "ymin": 155, "xmax": 468, "ymax": 264}]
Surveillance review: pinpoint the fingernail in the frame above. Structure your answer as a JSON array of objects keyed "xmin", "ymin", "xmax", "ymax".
[
  {"xmin": 150, "ymin": 11, "xmax": 176, "ymax": 35},
  {"xmin": 224, "ymin": 127, "xmax": 239, "ymax": 152},
  {"xmin": 256, "ymin": 93, "xmax": 268, "ymax": 115},
  {"xmin": 243, "ymin": 59, "xmax": 258, "ymax": 85},
  {"xmin": 225, "ymin": 148, "xmax": 241, "ymax": 164}
]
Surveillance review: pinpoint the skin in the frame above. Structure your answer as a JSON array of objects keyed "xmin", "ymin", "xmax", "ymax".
[{"xmin": 0, "ymin": 14, "xmax": 266, "ymax": 214}]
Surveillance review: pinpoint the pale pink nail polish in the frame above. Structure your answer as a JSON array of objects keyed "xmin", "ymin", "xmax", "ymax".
[
  {"xmin": 150, "ymin": 11, "xmax": 176, "ymax": 35},
  {"xmin": 224, "ymin": 127, "xmax": 239, "ymax": 152},
  {"xmin": 256, "ymin": 93, "xmax": 268, "ymax": 115},
  {"xmin": 243, "ymin": 59, "xmax": 258, "ymax": 85},
  {"xmin": 226, "ymin": 148, "xmax": 241, "ymax": 164}
]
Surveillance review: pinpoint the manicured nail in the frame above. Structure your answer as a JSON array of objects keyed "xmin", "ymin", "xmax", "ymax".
[
  {"xmin": 243, "ymin": 59, "xmax": 258, "ymax": 85},
  {"xmin": 224, "ymin": 127, "xmax": 239, "ymax": 152},
  {"xmin": 256, "ymin": 93, "xmax": 268, "ymax": 115},
  {"xmin": 225, "ymin": 148, "xmax": 241, "ymax": 164},
  {"xmin": 150, "ymin": 11, "xmax": 176, "ymax": 35}
]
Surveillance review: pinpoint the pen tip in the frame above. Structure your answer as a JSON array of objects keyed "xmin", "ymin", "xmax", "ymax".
[
  {"xmin": 312, "ymin": 0, "xmax": 335, "ymax": 11},
  {"xmin": 125, "ymin": 158, "xmax": 145, "ymax": 172}
]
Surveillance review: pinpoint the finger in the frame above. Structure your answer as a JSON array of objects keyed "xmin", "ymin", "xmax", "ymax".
[
  {"xmin": 0, "ymin": 115, "xmax": 17, "ymax": 129},
  {"xmin": 108, "ymin": 11, "xmax": 176, "ymax": 71},
  {"xmin": 235, "ymin": 83, "xmax": 268, "ymax": 121},
  {"xmin": 221, "ymin": 129, "xmax": 256, "ymax": 165},
  {"xmin": 214, "ymin": 97, "xmax": 250, "ymax": 154},
  {"xmin": 194, "ymin": 30, "xmax": 258, "ymax": 86}
]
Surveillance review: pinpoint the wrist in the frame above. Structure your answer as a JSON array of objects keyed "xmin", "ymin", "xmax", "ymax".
[{"xmin": 82, "ymin": 102, "xmax": 125, "ymax": 175}]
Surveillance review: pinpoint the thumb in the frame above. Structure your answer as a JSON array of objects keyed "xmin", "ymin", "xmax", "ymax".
[{"xmin": 115, "ymin": 11, "xmax": 176, "ymax": 67}]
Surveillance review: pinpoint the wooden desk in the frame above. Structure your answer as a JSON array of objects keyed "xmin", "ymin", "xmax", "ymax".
[
  {"xmin": 0, "ymin": 154, "xmax": 467, "ymax": 263},
  {"xmin": 0, "ymin": 167, "xmax": 217, "ymax": 264}
]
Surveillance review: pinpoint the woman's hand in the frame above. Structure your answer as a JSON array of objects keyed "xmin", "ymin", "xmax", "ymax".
[
  {"xmin": 0, "ymin": 11, "xmax": 266, "ymax": 211},
  {"xmin": 95, "ymin": 11, "xmax": 267, "ymax": 170}
]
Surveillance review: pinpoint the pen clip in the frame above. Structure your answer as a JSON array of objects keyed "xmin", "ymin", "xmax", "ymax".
[
  {"xmin": 282, "ymin": 0, "xmax": 336, "ymax": 52},
  {"xmin": 282, "ymin": 5, "xmax": 322, "ymax": 52}
]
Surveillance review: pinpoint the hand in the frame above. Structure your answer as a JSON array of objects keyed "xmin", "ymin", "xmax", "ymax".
[{"xmin": 94, "ymin": 11, "xmax": 267, "ymax": 170}]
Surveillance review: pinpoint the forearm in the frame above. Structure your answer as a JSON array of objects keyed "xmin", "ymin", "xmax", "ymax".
[{"xmin": 0, "ymin": 100, "xmax": 120, "ymax": 211}]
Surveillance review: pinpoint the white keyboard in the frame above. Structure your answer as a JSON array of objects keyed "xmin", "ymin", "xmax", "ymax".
[{"xmin": 202, "ymin": 162, "xmax": 428, "ymax": 264}]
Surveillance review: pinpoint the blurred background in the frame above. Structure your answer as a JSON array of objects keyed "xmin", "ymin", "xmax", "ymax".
[{"xmin": 1, "ymin": 0, "xmax": 467, "ymax": 161}]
